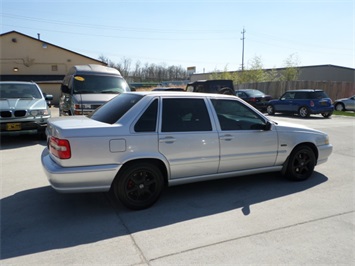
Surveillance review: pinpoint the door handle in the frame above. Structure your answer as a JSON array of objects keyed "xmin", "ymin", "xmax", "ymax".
[
  {"xmin": 220, "ymin": 134, "xmax": 234, "ymax": 141},
  {"xmin": 159, "ymin": 136, "xmax": 176, "ymax": 143}
]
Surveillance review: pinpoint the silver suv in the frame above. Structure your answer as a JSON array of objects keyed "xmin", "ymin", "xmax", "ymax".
[
  {"xmin": 41, "ymin": 92, "xmax": 332, "ymax": 210},
  {"xmin": 0, "ymin": 81, "xmax": 52, "ymax": 138}
]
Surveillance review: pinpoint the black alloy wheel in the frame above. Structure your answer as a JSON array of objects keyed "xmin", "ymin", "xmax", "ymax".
[
  {"xmin": 286, "ymin": 145, "xmax": 316, "ymax": 181},
  {"xmin": 114, "ymin": 162, "xmax": 164, "ymax": 210}
]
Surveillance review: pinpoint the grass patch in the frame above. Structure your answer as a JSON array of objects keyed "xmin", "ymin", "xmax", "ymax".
[{"xmin": 333, "ymin": 111, "xmax": 355, "ymax": 117}]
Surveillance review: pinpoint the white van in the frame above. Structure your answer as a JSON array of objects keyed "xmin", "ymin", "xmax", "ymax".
[{"xmin": 59, "ymin": 64, "xmax": 131, "ymax": 116}]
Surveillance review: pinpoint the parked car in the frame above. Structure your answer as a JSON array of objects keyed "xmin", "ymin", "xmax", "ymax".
[
  {"xmin": 266, "ymin": 89, "xmax": 333, "ymax": 118},
  {"xmin": 41, "ymin": 91, "xmax": 332, "ymax": 210},
  {"xmin": 0, "ymin": 81, "xmax": 52, "ymax": 138},
  {"xmin": 235, "ymin": 89, "xmax": 272, "ymax": 111},
  {"xmin": 59, "ymin": 64, "xmax": 131, "ymax": 116},
  {"xmin": 333, "ymin": 95, "xmax": 355, "ymax": 111},
  {"xmin": 186, "ymin": 80, "xmax": 235, "ymax": 95}
]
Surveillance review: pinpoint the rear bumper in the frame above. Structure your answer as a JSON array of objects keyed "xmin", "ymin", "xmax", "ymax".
[
  {"xmin": 41, "ymin": 148, "xmax": 120, "ymax": 193},
  {"xmin": 310, "ymin": 106, "xmax": 334, "ymax": 114}
]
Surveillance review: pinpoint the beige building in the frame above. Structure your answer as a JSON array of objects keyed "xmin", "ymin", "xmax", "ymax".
[{"xmin": 0, "ymin": 30, "xmax": 106, "ymax": 104}]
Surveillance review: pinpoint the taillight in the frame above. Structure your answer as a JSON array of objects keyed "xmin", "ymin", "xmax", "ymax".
[
  {"xmin": 49, "ymin": 136, "xmax": 71, "ymax": 159},
  {"xmin": 310, "ymin": 100, "xmax": 315, "ymax": 107},
  {"xmin": 249, "ymin": 98, "xmax": 256, "ymax": 102}
]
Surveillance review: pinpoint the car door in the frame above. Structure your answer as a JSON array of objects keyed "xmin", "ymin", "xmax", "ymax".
[
  {"xmin": 211, "ymin": 99, "xmax": 278, "ymax": 172},
  {"xmin": 274, "ymin": 91, "xmax": 295, "ymax": 112},
  {"xmin": 158, "ymin": 97, "xmax": 220, "ymax": 179}
]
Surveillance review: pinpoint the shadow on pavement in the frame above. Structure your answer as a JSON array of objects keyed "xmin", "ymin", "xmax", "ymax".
[
  {"xmin": 0, "ymin": 134, "xmax": 46, "ymax": 150},
  {"xmin": 1, "ymin": 172, "xmax": 328, "ymax": 259}
]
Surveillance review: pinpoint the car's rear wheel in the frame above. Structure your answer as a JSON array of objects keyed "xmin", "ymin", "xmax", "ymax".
[
  {"xmin": 335, "ymin": 103, "xmax": 345, "ymax": 111},
  {"xmin": 286, "ymin": 145, "xmax": 315, "ymax": 181},
  {"xmin": 266, "ymin": 105, "xmax": 275, "ymax": 115},
  {"xmin": 321, "ymin": 112, "xmax": 332, "ymax": 118},
  {"xmin": 298, "ymin": 106, "xmax": 310, "ymax": 118},
  {"xmin": 114, "ymin": 162, "xmax": 164, "ymax": 210}
]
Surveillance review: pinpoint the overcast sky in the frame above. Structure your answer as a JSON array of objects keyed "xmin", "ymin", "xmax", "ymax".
[{"xmin": 1, "ymin": 0, "xmax": 354, "ymax": 73}]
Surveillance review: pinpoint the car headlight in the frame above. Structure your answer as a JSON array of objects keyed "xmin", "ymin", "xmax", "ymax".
[{"xmin": 30, "ymin": 109, "xmax": 50, "ymax": 116}]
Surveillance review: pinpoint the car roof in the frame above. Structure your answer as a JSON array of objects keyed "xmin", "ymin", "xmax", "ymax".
[
  {"xmin": 127, "ymin": 91, "xmax": 237, "ymax": 99},
  {"xmin": 237, "ymin": 89, "xmax": 259, "ymax": 91},
  {"xmin": 286, "ymin": 89, "xmax": 324, "ymax": 92}
]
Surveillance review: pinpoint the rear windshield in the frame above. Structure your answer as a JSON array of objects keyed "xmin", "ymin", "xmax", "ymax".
[
  {"xmin": 89, "ymin": 93, "xmax": 143, "ymax": 124},
  {"xmin": 247, "ymin": 90, "xmax": 265, "ymax": 97},
  {"xmin": 73, "ymin": 75, "xmax": 130, "ymax": 94},
  {"xmin": 312, "ymin": 91, "xmax": 329, "ymax": 99}
]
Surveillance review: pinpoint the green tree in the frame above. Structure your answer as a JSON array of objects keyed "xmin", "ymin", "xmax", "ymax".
[
  {"xmin": 281, "ymin": 53, "xmax": 300, "ymax": 81},
  {"xmin": 209, "ymin": 65, "xmax": 240, "ymax": 83},
  {"xmin": 237, "ymin": 55, "xmax": 268, "ymax": 84}
]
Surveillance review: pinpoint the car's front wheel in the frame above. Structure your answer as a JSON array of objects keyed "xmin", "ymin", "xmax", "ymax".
[
  {"xmin": 286, "ymin": 145, "xmax": 316, "ymax": 181},
  {"xmin": 298, "ymin": 106, "xmax": 310, "ymax": 118},
  {"xmin": 266, "ymin": 105, "xmax": 275, "ymax": 115},
  {"xmin": 114, "ymin": 162, "xmax": 164, "ymax": 210},
  {"xmin": 335, "ymin": 103, "xmax": 345, "ymax": 111}
]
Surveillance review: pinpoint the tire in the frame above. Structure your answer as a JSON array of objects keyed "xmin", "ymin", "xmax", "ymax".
[
  {"xmin": 321, "ymin": 112, "xmax": 332, "ymax": 118},
  {"xmin": 220, "ymin": 87, "xmax": 235, "ymax": 95},
  {"xmin": 114, "ymin": 162, "xmax": 164, "ymax": 210},
  {"xmin": 285, "ymin": 145, "xmax": 316, "ymax": 181},
  {"xmin": 335, "ymin": 103, "xmax": 345, "ymax": 111},
  {"xmin": 298, "ymin": 106, "xmax": 310, "ymax": 118},
  {"xmin": 266, "ymin": 105, "xmax": 275, "ymax": 115}
]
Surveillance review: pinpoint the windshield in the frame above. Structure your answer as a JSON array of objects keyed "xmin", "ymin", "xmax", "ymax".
[
  {"xmin": 73, "ymin": 75, "xmax": 130, "ymax": 94},
  {"xmin": 89, "ymin": 93, "xmax": 143, "ymax": 124},
  {"xmin": 0, "ymin": 83, "xmax": 42, "ymax": 99}
]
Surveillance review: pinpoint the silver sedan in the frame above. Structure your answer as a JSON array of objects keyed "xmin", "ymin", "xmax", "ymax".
[
  {"xmin": 41, "ymin": 92, "xmax": 333, "ymax": 210},
  {"xmin": 334, "ymin": 95, "xmax": 355, "ymax": 111}
]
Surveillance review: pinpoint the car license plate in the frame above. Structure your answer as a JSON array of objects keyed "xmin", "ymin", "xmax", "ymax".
[{"xmin": 6, "ymin": 123, "xmax": 21, "ymax": 131}]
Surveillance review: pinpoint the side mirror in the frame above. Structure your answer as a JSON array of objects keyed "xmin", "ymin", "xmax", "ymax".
[
  {"xmin": 61, "ymin": 84, "xmax": 70, "ymax": 94},
  {"xmin": 264, "ymin": 121, "xmax": 272, "ymax": 131},
  {"xmin": 45, "ymin": 94, "xmax": 53, "ymax": 101}
]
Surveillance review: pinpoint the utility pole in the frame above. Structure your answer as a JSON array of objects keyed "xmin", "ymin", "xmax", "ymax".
[{"xmin": 241, "ymin": 27, "xmax": 246, "ymax": 71}]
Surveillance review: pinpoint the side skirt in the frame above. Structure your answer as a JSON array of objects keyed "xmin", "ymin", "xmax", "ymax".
[{"xmin": 168, "ymin": 166, "xmax": 283, "ymax": 186}]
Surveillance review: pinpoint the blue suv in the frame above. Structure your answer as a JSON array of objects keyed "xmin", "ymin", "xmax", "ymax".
[{"xmin": 266, "ymin": 89, "xmax": 334, "ymax": 118}]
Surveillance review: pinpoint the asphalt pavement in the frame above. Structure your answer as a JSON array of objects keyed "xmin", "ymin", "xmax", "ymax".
[{"xmin": 0, "ymin": 108, "xmax": 354, "ymax": 265}]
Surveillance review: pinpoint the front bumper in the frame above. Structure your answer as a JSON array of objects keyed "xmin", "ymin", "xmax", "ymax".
[
  {"xmin": 41, "ymin": 148, "xmax": 120, "ymax": 193},
  {"xmin": 0, "ymin": 121, "xmax": 47, "ymax": 132},
  {"xmin": 316, "ymin": 144, "xmax": 333, "ymax": 165}
]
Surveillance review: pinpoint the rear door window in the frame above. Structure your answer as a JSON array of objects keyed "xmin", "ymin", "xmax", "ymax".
[{"xmin": 161, "ymin": 98, "xmax": 212, "ymax": 132}]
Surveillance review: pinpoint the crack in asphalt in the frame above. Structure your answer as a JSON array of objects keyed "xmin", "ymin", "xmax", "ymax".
[{"xmin": 147, "ymin": 210, "xmax": 355, "ymax": 264}]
